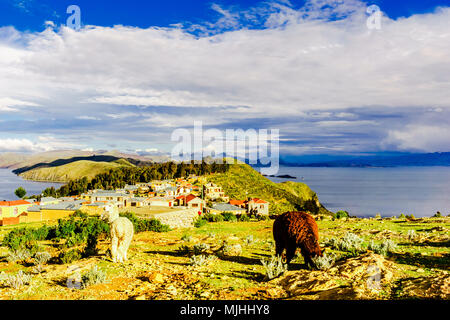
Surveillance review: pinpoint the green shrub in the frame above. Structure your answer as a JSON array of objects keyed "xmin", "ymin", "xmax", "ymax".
[
  {"xmin": 222, "ymin": 212, "xmax": 237, "ymax": 222},
  {"xmin": 176, "ymin": 245, "xmax": 192, "ymax": 256},
  {"xmin": 7, "ymin": 248, "xmax": 32, "ymax": 263},
  {"xmin": 260, "ymin": 255, "xmax": 287, "ymax": 280},
  {"xmin": 382, "ymin": 239, "xmax": 398, "ymax": 253},
  {"xmin": 368, "ymin": 240, "xmax": 398, "ymax": 256},
  {"xmin": 64, "ymin": 233, "xmax": 86, "ymax": 248},
  {"xmin": 55, "ymin": 218, "xmax": 77, "ymax": 239},
  {"xmin": 4, "ymin": 271, "xmax": 33, "ymax": 289},
  {"xmin": 368, "ymin": 240, "xmax": 387, "ymax": 256},
  {"xmin": 203, "ymin": 213, "xmax": 224, "ymax": 222},
  {"xmin": 333, "ymin": 210, "xmax": 349, "ymax": 219},
  {"xmin": 257, "ymin": 214, "xmax": 270, "ymax": 221},
  {"xmin": 82, "ymin": 266, "xmax": 108, "ymax": 288},
  {"xmin": 142, "ymin": 218, "xmax": 171, "ymax": 232},
  {"xmin": 33, "ymin": 252, "xmax": 52, "ymax": 273},
  {"xmin": 406, "ymin": 214, "xmax": 416, "ymax": 220},
  {"xmin": 120, "ymin": 212, "xmax": 170, "ymax": 232},
  {"xmin": 398, "ymin": 213, "xmax": 406, "ymax": 219},
  {"xmin": 238, "ymin": 214, "xmax": 250, "ymax": 222},
  {"xmin": 3, "ymin": 216, "xmax": 110, "ymax": 262},
  {"xmin": 193, "ymin": 243, "xmax": 210, "ymax": 255},
  {"xmin": 407, "ymin": 229, "xmax": 417, "ymax": 241},
  {"xmin": 33, "ymin": 225, "xmax": 51, "ymax": 241},
  {"xmin": 325, "ymin": 233, "xmax": 365, "ymax": 256},
  {"xmin": 194, "ymin": 217, "xmax": 207, "ymax": 228},
  {"xmin": 1, "ymin": 227, "xmax": 48, "ymax": 252},
  {"xmin": 58, "ymin": 249, "xmax": 83, "ymax": 264},
  {"xmin": 181, "ymin": 234, "xmax": 192, "ymax": 242},
  {"xmin": 189, "ymin": 254, "xmax": 216, "ymax": 267},
  {"xmin": 312, "ymin": 254, "xmax": 335, "ymax": 270},
  {"xmin": 71, "ymin": 210, "xmax": 88, "ymax": 218},
  {"xmin": 433, "ymin": 211, "xmax": 442, "ymax": 218},
  {"xmin": 244, "ymin": 235, "xmax": 254, "ymax": 246}
]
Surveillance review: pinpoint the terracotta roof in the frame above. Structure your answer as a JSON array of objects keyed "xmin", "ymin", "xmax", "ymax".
[
  {"xmin": 246, "ymin": 198, "xmax": 268, "ymax": 204},
  {"xmin": 185, "ymin": 194, "xmax": 199, "ymax": 203},
  {"xmin": 0, "ymin": 200, "xmax": 32, "ymax": 206},
  {"xmin": 229, "ymin": 200, "xmax": 245, "ymax": 206}
]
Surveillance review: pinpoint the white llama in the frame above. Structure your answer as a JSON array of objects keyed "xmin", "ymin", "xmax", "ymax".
[{"xmin": 100, "ymin": 205, "xmax": 134, "ymax": 263}]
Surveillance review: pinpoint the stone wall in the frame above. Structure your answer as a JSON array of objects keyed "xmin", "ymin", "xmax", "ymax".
[{"xmin": 152, "ymin": 208, "xmax": 200, "ymax": 229}]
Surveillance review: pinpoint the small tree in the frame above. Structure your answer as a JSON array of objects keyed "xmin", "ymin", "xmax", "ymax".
[{"xmin": 15, "ymin": 187, "xmax": 26, "ymax": 199}]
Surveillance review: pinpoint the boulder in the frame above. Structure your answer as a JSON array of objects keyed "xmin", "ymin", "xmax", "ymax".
[{"xmin": 275, "ymin": 253, "xmax": 395, "ymax": 299}]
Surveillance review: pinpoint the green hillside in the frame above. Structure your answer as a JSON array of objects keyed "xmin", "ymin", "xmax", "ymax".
[
  {"xmin": 277, "ymin": 181, "xmax": 318, "ymax": 203},
  {"xmin": 19, "ymin": 159, "xmax": 134, "ymax": 182},
  {"xmin": 206, "ymin": 163, "xmax": 331, "ymax": 215}
]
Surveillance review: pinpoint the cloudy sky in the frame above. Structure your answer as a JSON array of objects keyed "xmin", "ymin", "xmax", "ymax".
[{"xmin": 0, "ymin": 0, "xmax": 449, "ymax": 159}]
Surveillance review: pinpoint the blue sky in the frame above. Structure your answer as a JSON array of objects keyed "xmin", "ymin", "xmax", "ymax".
[
  {"xmin": 2, "ymin": 0, "xmax": 449, "ymax": 31},
  {"xmin": 0, "ymin": 0, "xmax": 449, "ymax": 159}
]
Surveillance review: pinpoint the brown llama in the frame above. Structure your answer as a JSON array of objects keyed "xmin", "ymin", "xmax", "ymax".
[{"xmin": 273, "ymin": 211, "xmax": 323, "ymax": 269}]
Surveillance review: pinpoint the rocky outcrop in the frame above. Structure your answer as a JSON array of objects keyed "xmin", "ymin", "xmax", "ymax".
[
  {"xmin": 396, "ymin": 272, "xmax": 449, "ymax": 299},
  {"xmin": 275, "ymin": 253, "xmax": 395, "ymax": 299}
]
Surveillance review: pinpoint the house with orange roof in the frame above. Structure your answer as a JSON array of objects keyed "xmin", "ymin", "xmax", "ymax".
[
  {"xmin": 176, "ymin": 194, "xmax": 205, "ymax": 211},
  {"xmin": 0, "ymin": 200, "xmax": 33, "ymax": 226},
  {"xmin": 245, "ymin": 198, "xmax": 269, "ymax": 216}
]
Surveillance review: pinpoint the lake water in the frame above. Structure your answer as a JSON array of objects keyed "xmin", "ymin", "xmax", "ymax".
[
  {"xmin": 267, "ymin": 166, "xmax": 450, "ymax": 218},
  {"xmin": 0, "ymin": 169, "xmax": 64, "ymax": 201}
]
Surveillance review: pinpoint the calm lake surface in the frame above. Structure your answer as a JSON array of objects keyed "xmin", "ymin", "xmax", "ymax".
[
  {"xmin": 0, "ymin": 169, "xmax": 63, "ymax": 201},
  {"xmin": 267, "ymin": 166, "xmax": 450, "ymax": 218}
]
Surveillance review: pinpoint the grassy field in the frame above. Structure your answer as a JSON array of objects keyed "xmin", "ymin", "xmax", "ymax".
[{"xmin": 0, "ymin": 215, "xmax": 448, "ymax": 300}]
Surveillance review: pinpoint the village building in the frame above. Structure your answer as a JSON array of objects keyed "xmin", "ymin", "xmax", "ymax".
[
  {"xmin": 159, "ymin": 186, "xmax": 178, "ymax": 197},
  {"xmin": 0, "ymin": 200, "xmax": 33, "ymax": 226},
  {"xmin": 126, "ymin": 197, "xmax": 151, "ymax": 207},
  {"xmin": 175, "ymin": 194, "xmax": 205, "ymax": 211},
  {"xmin": 21, "ymin": 200, "xmax": 86, "ymax": 223},
  {"xmin": 177, "ymin": 185, "xmax": 192, "ymax": 195},
  {"xmin": 82, "ymin": 190, "xmax": 129, "ymax": 208},
  {"xmin": 40, "ymin": 197, "xmax": 59, "ymax": 205},
  {"xmin": 203, "ymin": 182, "xmax": 229, "ymax": 202},
  {"xmin": 123, "ymin": 184, "xmax": 139, "ymax": 194},
  {"xmin": 148, "ymin": 196, "xmax": 175, "ymax": 207},
  {"xmin": 228, "ymin": 198, "xmax": 270, "ymax": 215},
  {"xmin": 206, "ymin": 203, "xmax": 246, "ymax": 215},
  {"xmin": 246, "ymin": 198, "xmax": 269, "ymax": 216},
  {"xmin": 58, "ymin": 196, "xmax": 76, "ymax": 202}
]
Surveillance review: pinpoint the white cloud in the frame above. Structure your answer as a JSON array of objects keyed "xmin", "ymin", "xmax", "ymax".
[
  {"xmin": 0, "ymin": 97, "xmax": 38, "ymax": 112},
  {"xmin": 44, "ymin": 21, "xmax": 55, "ymax": 28},
  {"xmin": 0, "ymin": 2, "xmax": 447, "ymax": 118},
  {"xmin": 0, "ymin": 136, "xmax": 77, "ymax": 152},
  {"xmin": 316, "ymin": 120, "xmax": 378, "ymax": 127},
  {"xmin": 383, "ymin": 125, "xmax": 450, "ymax": 152},
  {"xmin": 1, "ymin": 1, "xmax": 450, "ymax": 153},
  {"xmin": 76, "ymin": 115, "xmax": 101, "ymax": 121}
]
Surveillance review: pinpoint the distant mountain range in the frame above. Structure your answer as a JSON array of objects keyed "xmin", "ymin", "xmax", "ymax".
[
  {"xmin": 2, "ymin": 150, "xmax": 450, "ymax": 183},
  {"xmin": 0, "ymin": 150, "xmax": 172, "ymax": 182},
  {"xmin": 0, "ymin": 149, "xmax": 170, "ymax": 170},
  {"xmin": 280, "ymin": 152, "xmax": 450, "ymax": 167}
]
